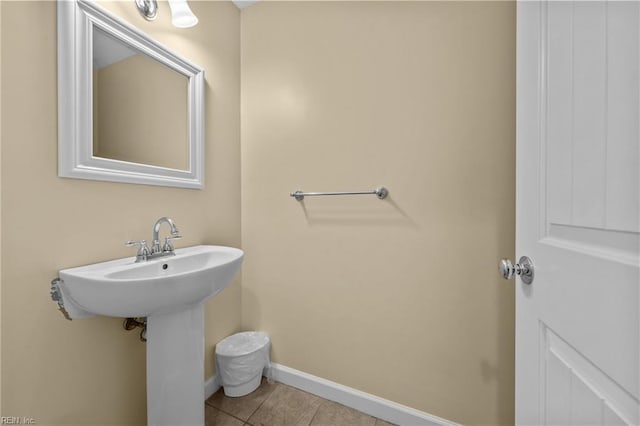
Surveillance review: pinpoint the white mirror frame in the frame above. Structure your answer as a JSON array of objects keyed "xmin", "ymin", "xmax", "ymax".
[{"xmin": 58, "ymin": 0, "xmax": 205, "ymax": 189}]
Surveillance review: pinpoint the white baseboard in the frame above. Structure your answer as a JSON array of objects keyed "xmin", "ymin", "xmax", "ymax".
[
  {"xmin": 204, "ymin": 374, "xmax": 221, "ymax": 400},
  {"xmin": 268, "ymin": 363, "xmax": 458, "ymax": 426}
]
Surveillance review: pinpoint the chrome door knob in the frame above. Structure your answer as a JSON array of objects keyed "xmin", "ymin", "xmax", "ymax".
[{"xmin": 499, "ymin": 256, "xmax": 534, "ymax": 285}]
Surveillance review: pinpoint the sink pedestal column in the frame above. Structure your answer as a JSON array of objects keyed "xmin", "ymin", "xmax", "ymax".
[{"xmin": 146, "ymin": 303, "xmax": 205, "ymax": 426}]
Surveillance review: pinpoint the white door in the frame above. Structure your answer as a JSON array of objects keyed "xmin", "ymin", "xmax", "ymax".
[{"xmin": 516, "ymin": 1, "xmax": 640, "ymax": 425}]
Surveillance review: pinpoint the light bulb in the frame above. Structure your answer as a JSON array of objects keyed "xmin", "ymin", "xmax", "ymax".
[{"xmin": 167, "ymin": 0, "xmax": 198, "ymax": 28}]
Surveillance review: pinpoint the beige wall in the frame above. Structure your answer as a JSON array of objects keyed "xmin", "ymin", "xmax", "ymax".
[
  {"xmin": 0, "ymin": 0, "xmax": 3, "ymax": 416},
  {"xmin": 240, "ymin": 2, "xmax": 515, "ymax": 425},
  {"xmin": 2, "ymin": 1, "xmax": 516, "ymax": 424},
  {"xmin": 1, "ymin": 1, "xmax": 240, "ymax": 423}
]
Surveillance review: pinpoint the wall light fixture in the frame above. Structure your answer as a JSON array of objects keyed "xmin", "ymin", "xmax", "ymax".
[{"xmin": 135, "ymin": 0, "xmax": 198, "ymax": 28}]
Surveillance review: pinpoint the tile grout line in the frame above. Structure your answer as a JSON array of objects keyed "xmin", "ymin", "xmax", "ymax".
[
  {"xmin": 205, "ymin": 401, "xmax": 249, "ymax": 425},
  {"xmin": 206, "ymin": 378, "xmax": 278, "ymax": 423},
  {"xmin": 207, "ymin": 380, "xmax": 393, "ymax": 426},
  {"xmin": 230, "ymin": 411, "xmax": 253, "ymax": 425},
  {"xmin": 305, "ymin": 398, "xmax": 326, "ymax": 426},
  {"xmin": 244, "ymin": 380, "xmax": 279, "ymax": 424},
  {"xmin": 211, "ymin": 400, "xmax": 259, "ymax": 424}
]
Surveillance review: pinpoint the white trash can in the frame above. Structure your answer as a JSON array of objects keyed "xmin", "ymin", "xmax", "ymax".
[{"xmin": 215, "ymin": 331, "xmax": 271, "ymax": 397}]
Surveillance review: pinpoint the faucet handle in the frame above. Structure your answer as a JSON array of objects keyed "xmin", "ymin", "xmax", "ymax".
[
  {"xmin": 162, "ymin": 235, "xmax": 182, "ymax": 253},
  {"xmin": 126, "ymin": 240, "xmax": 150, "ymax": 262}
]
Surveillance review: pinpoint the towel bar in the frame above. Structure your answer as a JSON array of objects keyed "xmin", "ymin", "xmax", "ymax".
[{"xmin": 290, "ymin": 187, "xmax": 388, "ymax": 201}]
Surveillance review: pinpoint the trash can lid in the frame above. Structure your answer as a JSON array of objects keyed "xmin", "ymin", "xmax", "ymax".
[{"xmin": 216, "ymin": 331, "xmax": 270, "ymax": 357}]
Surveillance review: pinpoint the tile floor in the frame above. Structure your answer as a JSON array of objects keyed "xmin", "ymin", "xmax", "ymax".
[{"xmin": 205, "ymin": 378, "xmax": 396, "ymax": 426}]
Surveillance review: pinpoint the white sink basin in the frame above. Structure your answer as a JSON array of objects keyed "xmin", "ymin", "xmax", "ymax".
[
  {"xmin": 55, "ymin": 244, "xmax": 244, "ymax": 425},
  {"xmin": 57, "ymin": 245, "xmax": 244, "ymax": 319}
]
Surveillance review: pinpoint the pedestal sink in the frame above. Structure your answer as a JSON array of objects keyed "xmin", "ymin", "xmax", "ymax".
[{"xmin": 52, "ymin": 245, "xmax": 244, "ymax": 426}]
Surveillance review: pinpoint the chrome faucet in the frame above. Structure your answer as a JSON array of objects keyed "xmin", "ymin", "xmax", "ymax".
[
  {"xmin": 151, "ymin": 217, "xmax": 182, "ymax": 255},
  {"xmin": 126, "ymin": 217, "xmax": 182, "ymax": 262}
]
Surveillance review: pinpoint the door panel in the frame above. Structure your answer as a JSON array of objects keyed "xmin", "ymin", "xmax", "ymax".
[
  {"xmin": 606, "ymin": 3, "xmax": 640, "ymax": 232},
  {"xmin": 516, "ymin": 1, "xmax": 640, "ymax": 424},
  {"xmin": 543, "ymin": 324, "xmax": 636, "ymax": 425},
  {"xmin": 546, "ymin": 1, "xmax": 639, "ymax": 235}
]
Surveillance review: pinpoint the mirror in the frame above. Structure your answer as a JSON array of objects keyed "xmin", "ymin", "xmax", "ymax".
[
  {"xmin": 58, "ymin": 0, "xmax": 205, "ymax": 189},
  {"xmin": 92, "ymin": 28, "xmax": 190, "ymax": 170}
]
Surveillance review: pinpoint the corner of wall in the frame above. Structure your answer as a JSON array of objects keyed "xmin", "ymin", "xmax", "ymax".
[{"xmin": 0, "ymin": 0, "xmax": 4, "ymax": 415}]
